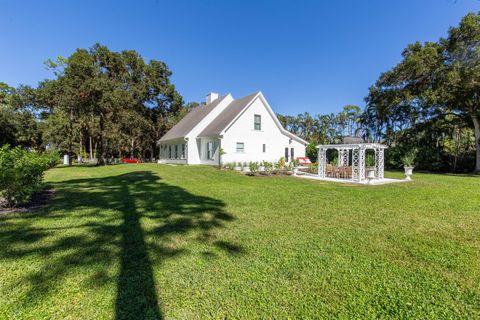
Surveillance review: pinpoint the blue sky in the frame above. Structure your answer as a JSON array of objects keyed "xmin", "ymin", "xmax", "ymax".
[{"xmin": 1, "ymin": 0, "xmax": 479, "ymax": 115}]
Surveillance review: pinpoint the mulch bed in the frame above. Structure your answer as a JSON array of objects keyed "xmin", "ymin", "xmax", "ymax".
[{"xmin": 0, "ymin": 189, "xmax": 55, "ymax": 215}]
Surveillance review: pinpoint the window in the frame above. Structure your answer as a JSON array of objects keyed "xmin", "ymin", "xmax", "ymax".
[
  {"xmin": 207, "ymin": 141, "xmax": 214, "ymax": 160},
  {"xmin": 290, "ymin": 148, "xmax": 294, "ymax": 161},
  {"xmin": 168, "ymin": 145, "xmax": 172, "ymax": 159},
  {"xmin": 236, "ymin": 142, "xmax": 245, "ymax": 152},
  {"xmin": 285, "ymin": 147, "xmax": 289, "ymax": 162},
  {"xmin": 254, "ymin": 114, "xmax": 261, "ymax": 130},
  {"xmin": 181, "ymin": 144, "xmax": 185, "ymax": 159},
  {"xmin": 174, "ymin": 145, "xmax": 178, "ymax": 159},
  {"xmin": 262, "ymin": 144, "xmax": 266, "ymax": 153}
]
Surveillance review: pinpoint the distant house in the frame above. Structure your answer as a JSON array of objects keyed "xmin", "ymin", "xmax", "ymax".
[{"xmin": 158, "ymin": 92, "xmax": 307, "ymax": 165}]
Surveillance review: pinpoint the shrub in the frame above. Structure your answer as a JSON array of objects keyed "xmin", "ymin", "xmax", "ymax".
[
  {"xmin": 292, "ymin": 158, "xmax": 300, "ymax": 167},
  {"xmin": 248, "ymin": 161, "xmax": 259, "ymax": 174},
  {"xmin": 263, "ymin": 161, "xmax": 273, "ymax": 173},
  {"xmin": 286, "ymin": 162, "xmax": 294, "ymax": 171},
  {"xmin": 308, "ymin": 163, "xmax": 318, "ymax": 174},
  {"xmin": 278, "ymin": 157, "xmax": 286, "ymax": 169},
  {"xmin": 43, "ymin": 149, "xmax": 61, "ymax": 168},
  {"xmin": 0, "ymin": 145, "xmax": 57, "ymax": 207}
]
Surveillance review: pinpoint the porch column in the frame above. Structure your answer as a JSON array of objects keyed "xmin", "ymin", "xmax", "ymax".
[
  {"xmin": 337, "ymin": 148, "xmax": 343, "ymax": 166},
  {"xmin": 375, "ymin": 148, "xmax": 384, "ymax": 179},
  {"xmin": 318, "ymin": 148, "xmax": 327, "ymax": 178}
]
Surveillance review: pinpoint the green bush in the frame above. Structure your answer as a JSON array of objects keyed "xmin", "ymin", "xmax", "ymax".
[
  {"xmin": 0, "ymin": 145, "xmax": 58, "ymax": 207},
  {"xmin": 308, "ymin": 163, "xmax": 318, "ymax": 174},
  {"xmin": 248, "ymin": 161, "xmax": 259, "ymax": 174},
  {"xmin": 43, "ymin": 149, "xmax": 61, "ymax": 168}
]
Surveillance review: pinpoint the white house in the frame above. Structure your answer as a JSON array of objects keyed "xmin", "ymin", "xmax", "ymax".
[{"xmin": 158, "ymin": 91, "xmax": 307, "ymax": 165}]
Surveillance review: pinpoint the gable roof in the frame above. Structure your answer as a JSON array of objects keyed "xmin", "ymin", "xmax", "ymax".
[
  {"xmin": 159, "ymin": 91, "xmax": 307, "ymax": 145},
  {"xmin": 198, "ymin": 92, "xmax": 259, "ymax": 137},
  {"xmin": 159, "ymin": 95, "xmax": 227, "ymax": 142}
]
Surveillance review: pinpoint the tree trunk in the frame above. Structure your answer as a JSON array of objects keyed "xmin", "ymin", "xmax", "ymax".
[
  {"xmin": 89, "ymin": 136, "xmax": 93, "ymax": 160},
  {"xmin": 130, "ymin": 138, "xmax": 135, "ymax": 158},
  {"xmin": 97, "ymin": 118, "xmax": 105, "ymax": 166},
  {"xmin": 79, "ymin": 132, "xmax": 83, "ymax": 163},
  {"xmin": 453, "ymin": 127, "xmax": 460, "ymax": 173},
  {"xmin": 473, "ymin": 115, "xmax": 480, "ymax": 173},
  {"xmin": 68, "ymin": 109, "xmax": 74, "ymax": 166}
]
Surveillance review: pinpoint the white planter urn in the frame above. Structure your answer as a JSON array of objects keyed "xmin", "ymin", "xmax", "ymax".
[
  {"xmin": 366, "ymin": 168, "xmax": 376, "ymax": 183},
  {"xmin": 404, "ymin": 166, "xmax": 414, "ymax": 180}
]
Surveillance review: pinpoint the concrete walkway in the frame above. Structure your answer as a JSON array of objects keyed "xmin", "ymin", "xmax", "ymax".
[{"xmin": 295, "ymin": 173, "xmax": 409, "ymax": 185}]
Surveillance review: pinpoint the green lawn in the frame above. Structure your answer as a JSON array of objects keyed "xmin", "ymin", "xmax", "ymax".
[{"xmin": 0, "ymin": 165, "xmax": 479, "ymax": 319}]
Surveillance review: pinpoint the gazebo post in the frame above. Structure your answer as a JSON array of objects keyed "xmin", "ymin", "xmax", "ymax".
[
  {"xmin": 352, "ymin": 147, "xmax": 359, "ymax": 181},
  {"xmin": 375, "ymin": 148, "xmax": 384, "ymax": 179},
  {"xmin": 359, "ymin": 147, "xmax": 366, "ymax": 182},
  {"xmin": 337, "ymin": 148, "xmax": 342, "ymax": 167},
  {"xmin": 318, "ymin": 148, "xmax": 327, "ymax": 178}
]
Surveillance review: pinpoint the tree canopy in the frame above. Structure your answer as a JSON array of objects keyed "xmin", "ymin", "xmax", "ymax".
[
  {"xmin": 364, "ymin": 12, "xmax": 480, "ymax": 172},
  {"xmin": 20, "ymin": 44, "xmax": 185, "ymax": 164}
]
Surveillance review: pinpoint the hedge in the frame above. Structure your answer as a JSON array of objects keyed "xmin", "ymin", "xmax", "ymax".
[{"xmin": 0, "ymin": 145, "xmax": 59, "ymax": 207}]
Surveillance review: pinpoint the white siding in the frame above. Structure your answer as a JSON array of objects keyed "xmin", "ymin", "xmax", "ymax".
[{"xmin": 221, "ymin": 97, "xmax": 305, "ymax": 164}]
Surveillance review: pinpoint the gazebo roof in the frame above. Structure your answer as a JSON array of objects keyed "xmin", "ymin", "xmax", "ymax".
[{"xmin": 316, "ymin": 143, "xmax": 388, "ymax": 150}]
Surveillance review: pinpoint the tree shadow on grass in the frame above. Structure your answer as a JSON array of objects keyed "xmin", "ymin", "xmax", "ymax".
[{"xmin": 0, "ymin": 171, "xmax": 241, "ymax": 319}]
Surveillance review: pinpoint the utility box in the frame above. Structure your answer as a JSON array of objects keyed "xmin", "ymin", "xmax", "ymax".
[{"xmin": 63, "ymin": 154, "xmax": 69, "ymax": 165}]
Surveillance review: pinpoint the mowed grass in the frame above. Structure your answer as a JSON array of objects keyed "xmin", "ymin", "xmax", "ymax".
[{"xmin": 0, "ymin": 165, "xmax": 479, "ymax": 319}]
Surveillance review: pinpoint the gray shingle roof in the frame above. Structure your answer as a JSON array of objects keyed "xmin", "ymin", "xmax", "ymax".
[
  {"xmin": 159, "ymin": 95, "xmax": 227, "ymax": 142},
  {"xmin": 159, "ymin": 91, "xmax": 307, "ymax": 145},
  {"xmin": 339, "ymin": 136, "xmax": 365, "ymax": 144},
  {"xmin": 198, "ymin": 92, "xmax": 259, "ymax": 137}
]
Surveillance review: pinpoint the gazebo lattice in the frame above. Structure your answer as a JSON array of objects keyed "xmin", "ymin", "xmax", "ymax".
[{"xmin": 317, "ymin": 143, "xmax": 387, "ymax": 183}]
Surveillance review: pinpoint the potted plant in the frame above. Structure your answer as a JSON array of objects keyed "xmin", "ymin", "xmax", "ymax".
[
  {"xmin": 402, "ymin": 149, "xmax": 417, "ymax": 180},
  {"xmin": 219, "ymin": 148, "xmax": 226, "ymax": 167},
  {"xmin": 365, "ymin": 153, "xmax": 376, "ymax": 182}
]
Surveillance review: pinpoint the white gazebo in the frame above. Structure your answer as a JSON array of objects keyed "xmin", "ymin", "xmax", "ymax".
[{"xmin": 316, "ymin": 143, "xmax": 387, "ymax": 183}]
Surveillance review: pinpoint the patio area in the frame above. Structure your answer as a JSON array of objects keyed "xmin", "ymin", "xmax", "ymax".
[
  {"xmin": 304, "ymin": 142, "xmax": 406, "ymax": 185},
  {"xmin": 297, "ymin": 174, "xmax": 407, "ymax": 185}
]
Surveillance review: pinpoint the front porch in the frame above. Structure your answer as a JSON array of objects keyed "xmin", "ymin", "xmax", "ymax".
[{"xmin": 158, "ymin": 140, "xmax": 188, "ymax": 164}]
